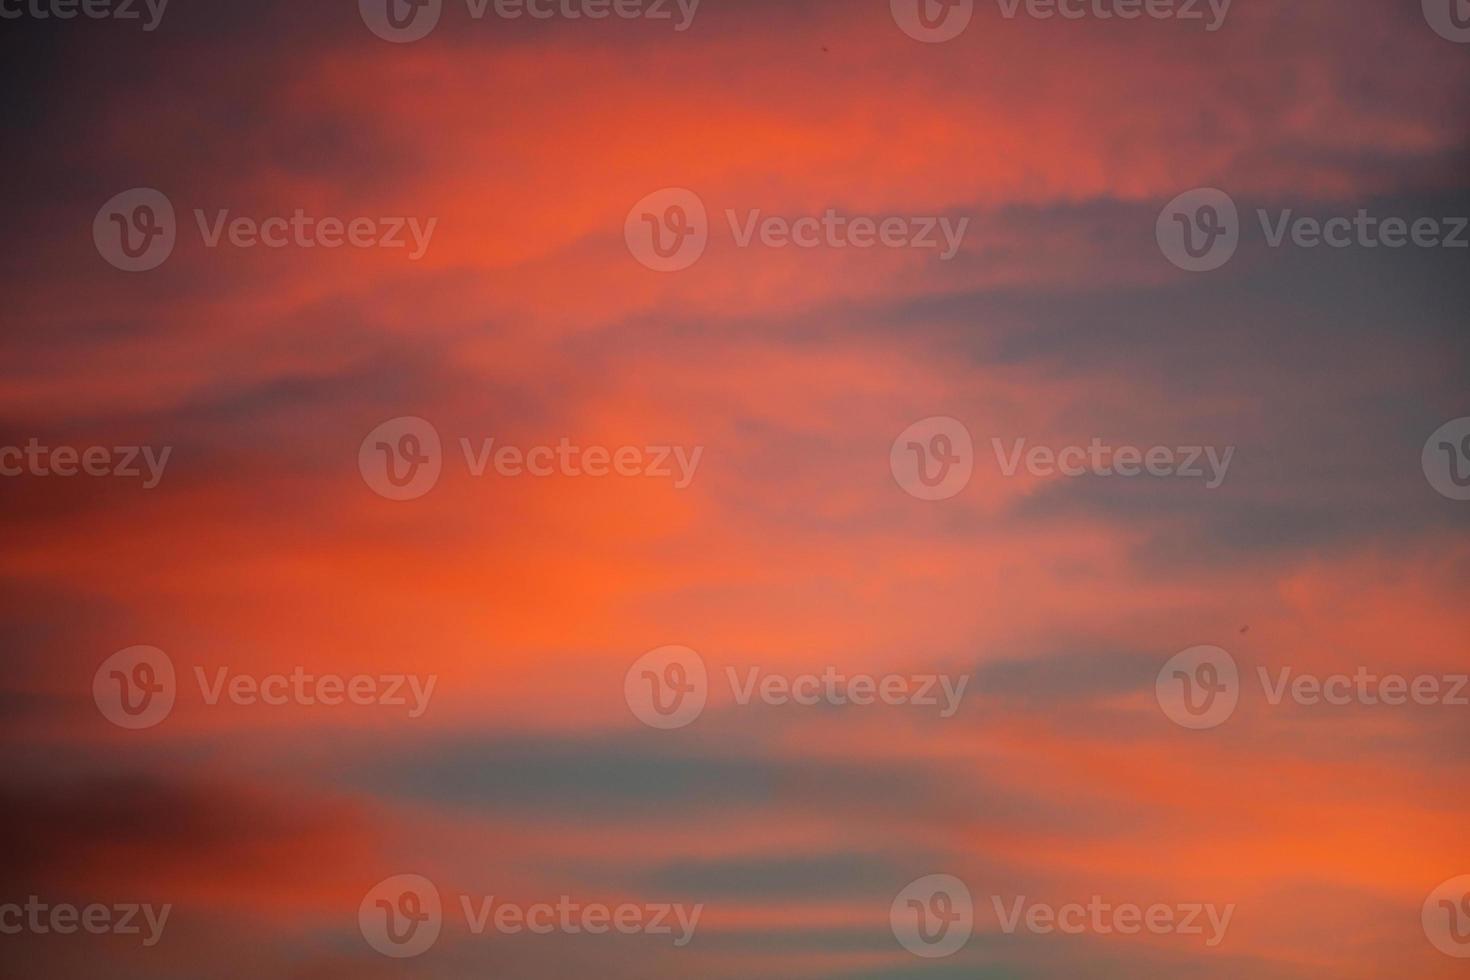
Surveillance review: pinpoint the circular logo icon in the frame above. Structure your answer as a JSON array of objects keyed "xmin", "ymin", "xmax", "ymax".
[
  {"xmin": 625, "ymin": 188, "xmax": 708, "ymax": 272},
  {"xmin": 360, "ymin": 874, "xmax": 443, "ymax": 958},
  {"xmin": 891, "ymin": 0, "xmax": 974, "ymax": 42},
  {"xmin": 94, "ymin": 188, "xmax": 176, "ymax": 272},
  {"xmin": 891, "ymin": 417, "xmax": 974, "ymax": 501},
  {"xmin": 1423, "ymin": 0, "xmax": 1470, "ymax": 43},
  {"xmin": 93, "ymin": 646, "xmax": 176, "ymax": 730},
  {"xmin": 360, "ymin": 417, "xmax": 442, "ymax": 501},
  {"xmin": 1156, "ymin": 645, "xmax": 1239, "ymax": 730},
  {"xmin": 625, "ymin": 645, "xmax": 707, "ymax": 730},
  {"xmin": 360, "ymin": 0, "xmax": 442, "ymax": 42},
  {"xmin": 1156, "ymin": 188, "xmax": 1239, "ymax": 272},
  {"xmin": 1425, "ymin": 875, "xmax": 1470, "ymax": 957},
  {"xmin": 891, "ymin": 874, "xmax": 973, "ymax": 958},
  {"xmin": 1422, "ymin": 417, "xmax": 1470, "ymax": 501}
]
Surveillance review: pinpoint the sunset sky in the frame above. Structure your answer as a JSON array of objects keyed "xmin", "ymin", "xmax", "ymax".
[{"xmin": 1, "ymin": 0, "xmax": 1468, "ymax": 976}]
